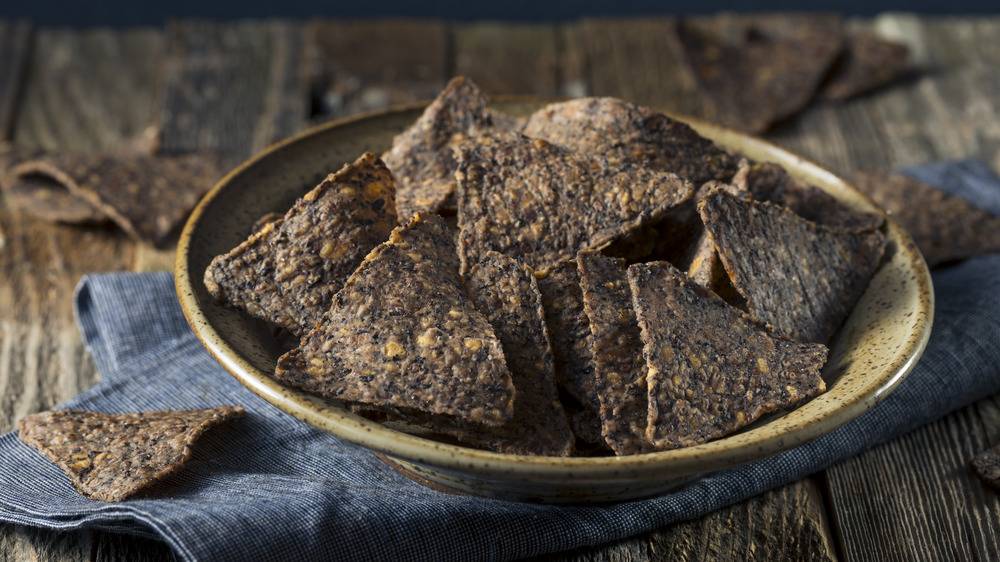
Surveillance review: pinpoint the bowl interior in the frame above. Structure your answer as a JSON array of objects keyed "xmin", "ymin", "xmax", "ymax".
[{"xmin": 175, "ymin": 99, "xmax": 933, "ymax": 494}]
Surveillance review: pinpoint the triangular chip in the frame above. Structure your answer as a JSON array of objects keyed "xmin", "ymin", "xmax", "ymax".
[
  {"xmin": 0, "ymin": 144, "xmax": 107, "ymax": 224},
  {"xmin": 382, "ymin": 76, "xmax": 495, "ymax": 221},
  {"xmin": 455, "ymin": 132, "xmax": 694, "ymax": 275},
  {"xmin": 11, "ymin": 150, "xmax": 229, "ymax": 247},
  {"xmin": 577, "ymin": 251, "xmax": 653, "ymax": 455},
  {"xmin": 853, "ymin": 169, "xmax": 1000, "ymax": 268},
  {"xmin": 204, "ymin": 152, "xmax": 398, "ymax": 336},
  {"xmin": 738, "ymin": 161, "xmax": 883, "ymax": 232},
  {"xmin": 628, "ymin": 261, "xmax": 827, "ymax": 450},
  {"xmin": 700, "ymin": 189, "xmax": 886, "ymax": 344},
  {"xmin": 522, "ymin": 97, "xmax": 739, "ymax": 185},
  {"xmin": 444, "ymin": 251, "xmax": 574, "ymax": 455},
  {"xmin": 275, "ymin": 212, "xmax": 515, "ymax": 426},
  {"xmin": 17, "ymin": 406, "xmax": 245, "ymax": 502},
  {"xmin": 822, "ymin": 33, "xmax": 911, "ymax": 101},
  {"xmin": 677, "ymin": 20, "xmax": 843, "ymax": 134}
]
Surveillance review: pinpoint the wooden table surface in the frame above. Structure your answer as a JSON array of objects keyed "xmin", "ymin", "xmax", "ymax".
[{"xmin": 1, "ymin": 12, "xmax": 999, "ymax": 561}]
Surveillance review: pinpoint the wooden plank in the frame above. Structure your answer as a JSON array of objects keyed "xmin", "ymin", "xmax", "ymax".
[
  {"xmin": 0, "ymin": 20, "xmax": 31, "ymax": 140},
  {"xmin": 539, "ymin": 479, "xmax": 836, "ymax": 561},
  {"xmin": 158, "ymin": 19, "xmax": 309, "ymax": 160},
  {"xmin": 821, "ymin": 15, "xmax": 1000, "ymax": 562},
  {"xmin": 453, "ymin": 23, "xmax": 562, "ymax": 97},
  {"xmin": 0, "ymin": 26, "xmax": 162, "ymax": 562},
  {"xmin": 826, "ymin": 408, "xmax": 1000, "ymax": 560},
  {"xmin": 578, "ymin": 17, "xmax": 712, "ymax": 120},
  {"xmin": 12, "ymin": 27, "xmax": 161, "ymax": 152},
  {"xmin": 305, "ymin": 19, "xmax": 447, "ymax": 122}
]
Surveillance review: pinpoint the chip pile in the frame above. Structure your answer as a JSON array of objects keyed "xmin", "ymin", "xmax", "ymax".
[{"xmin": 202, "ymin": 77, "xmax": 895, "ymax": 457}]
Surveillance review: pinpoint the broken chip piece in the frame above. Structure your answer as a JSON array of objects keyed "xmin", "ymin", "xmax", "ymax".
[
  {"xmin": 382, "ymin": 76, "xmax": 497, "ymax": 222},
  {"xmin": 971, "ymin": 444, "xmax": 1000, "ymax": 489},
  {"xmin": 853, "ymin": 169, "xmax": 1000, "ymax": 268},
  {"xmin": 700, "ymin": 188, "xmax": 886, "ymax": 344},
  {"xmin": 204, "ymin": 152, "xmax": 398, "ymax": 336},
  {"xmin": 628, "ymin": 261, "xmax": 827, "ymax": 450},
  {"xmin": 522, "ymin": 97, "xmax": 739, "ymax": 185},
  {"xmin": 274, "ymin": 212, "xmax": 516, "ymax": 426},
  {"xmin": 455, "ymin": 132, "xmax": 694, "ymax": 275},
  {"xmin": 17, "ymin": 406, "xmax": 245, "ymax": 502},
  {"xmin": 577, "ymin": 250, "xmax": 654, "ymax": 455}
]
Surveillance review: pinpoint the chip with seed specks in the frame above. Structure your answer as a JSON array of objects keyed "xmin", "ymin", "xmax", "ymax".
[
  {"xmin": 9, "ymin": 150, "xmax": 229, "ymax": 246},
  {"xmin": 853, "ymin": 169, "xmax": 1000, "ymax": 268},
  {"xmin": 677, "ymin": 21, "xmax": 843, "ymax": 134},
  {"xmin": 442, "ymin": 250, "xmax": 575, "ymax": 456},
  {"xmin": 700, "ymin": 189, "xmax": 886, "ymax": 344},
  {"xmin": 17, "ymin": 406, "xmax": 244, "ymax": 502},
  {"xmin": 204, "ymin": 152, "xmax": 398, "ymax": 337},
  {"xmin": 275, "ymin": 212, "xmax": 515, "ymax": 426},
  {"xmin": 455, "ymin": 132, "xmax": 694, "ymax": 276},
  {"xmin": 737, "ymin": 161, "xmax": 884, "ymax": 232},
  {"xmin": 628, "ymin": 261, "xmax": 827, "ymax": 450},
  {"xmin": 577, "ymin": 250, "xmax": 653, "ymax": 455},
  {"xmin": 382, "ymin": 76, "xmax": 495, "ymax": 222},
  {"xmin": 522, "ymin": 97, "xmax": 739, "ymax": 185}
]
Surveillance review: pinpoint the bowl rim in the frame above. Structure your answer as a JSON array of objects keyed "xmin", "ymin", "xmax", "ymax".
[{"xmin": 175, "ymin": 97, "xmax": 934, "ymax": 483}]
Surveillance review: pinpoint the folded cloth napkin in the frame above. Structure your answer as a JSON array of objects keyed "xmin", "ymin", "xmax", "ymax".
[{"xmin": 2, "ymin": 159, "xmax": 1000, "ymax": 562}]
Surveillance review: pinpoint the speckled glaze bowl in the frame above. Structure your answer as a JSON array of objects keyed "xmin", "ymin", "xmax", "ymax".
[{"xmin": 175, "ymin": 99, "xmax": 934, "ymax": 504}]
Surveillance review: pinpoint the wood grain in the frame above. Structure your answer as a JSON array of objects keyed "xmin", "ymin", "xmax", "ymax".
[
  {"xmin": 0, "ymin": 20, "xmax": 31, "ymax": 140},
  {"xmin": 12, "ymin": 27, "xmax": 162, "ymax": 152},
  {"xmin": 541, "ymin": 479, "xmax": 836, "ymax": 562},
  {"xmin": 0, "ymin": 25, "xmax": 157, "ymax": 562},
  {"xmin": 453, "ymin": 23, "xmax": 563, "ymax": 97},
  {"xmin": 305, "ymin": 19, "xmax": 448, "ymax": 123},
  {"xmin": 158, "ymin": 19, "xmax": 308, "ymax": 160},
  {"xmin": 579, "ymin": 17, "xmax": 710, "ymax": 120},
  {"xmin": 826, "ymin": 408, "xmax": 1000, "ymax": 560}
]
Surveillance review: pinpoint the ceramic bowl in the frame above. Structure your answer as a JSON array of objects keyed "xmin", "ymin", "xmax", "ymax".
[{"xmin": 175, "ymin": 99, "xmax": 934, "ymax": 504}]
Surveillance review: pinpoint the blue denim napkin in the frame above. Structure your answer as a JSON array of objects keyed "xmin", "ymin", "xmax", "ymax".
[{"xmin": 1, "ymin": 159, "xmax": 999, "ymax": 562}]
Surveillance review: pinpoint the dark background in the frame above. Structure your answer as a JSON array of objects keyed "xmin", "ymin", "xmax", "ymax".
[{"xmin": 0, "ymin": 0, "xmax": 996, "ymax": 27}]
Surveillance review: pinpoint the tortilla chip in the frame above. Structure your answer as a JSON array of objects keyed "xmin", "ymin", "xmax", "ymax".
[
  {"xmin": 677, "ymin": 20, "xmax": 843, "ymax": 134},
  {"xmin": 822, "ymin": 33, "xmax": 910, "ymax": 101},
  {"xmin": 0, "ymin": 144, "xmax": 106, "ymax": 224},
  {"xmin": 700, "ymin": 189, "xmax": 886, "ymax": 344},
  {"xmin": 628, "ymin": 261, "xmax": 827, "ymax": 450},
  {"xmin": 275, "ymin": 212, "xmax": 515, "ymax": 426},
  {"xmin": 971, "ymin": 444, "xmax": 1000, "ymax": 489},
  {"xmin": 17, "ymin": 406, "xmax": 244, "ymax": 502},
  {"xmin": 204, "ymin": 152, "xmax": 398, "ymax": 336},
  {"xmin": 10, "ymin": 151, "xmax": 229, "ymax": 247},
  {"xmin": 577, "ymin": 250, "xmax": 653, "ymax": 455},
  {"xmin": 853, "ymin": 169, "xmax": 1000, "ymax": 268},
  {"xmin": 382, "ymin": 76, "xmax": 495, "ymax": 221},
  {"xmin": 455, "ymin": 132, "xmax": 694, "ymax": 275},
  {"xmin": 447, "ymin": 251, "xmax": 574, "ymax": 455},
  {"xmin": 535, "ymin": 261, "xmax": 596, "ymax": 403},
  {"xmin": 739, "ymin": 161, "xmax": 884, "ymax": 232},
  {"xmin": 522, "ymin": 97, "xmax": 739, "ymax": 185}
]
